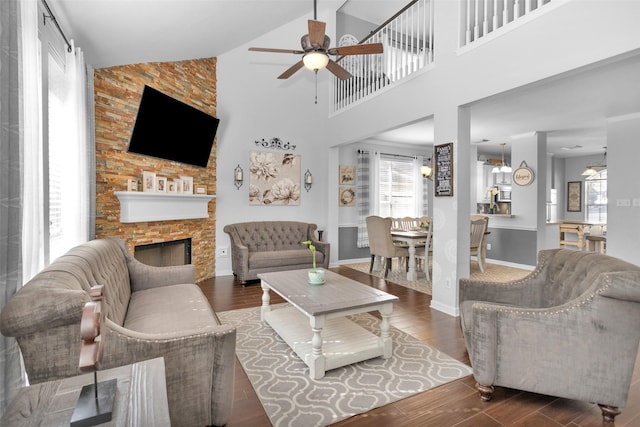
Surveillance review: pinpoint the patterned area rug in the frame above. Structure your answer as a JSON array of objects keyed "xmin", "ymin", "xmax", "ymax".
[
  {"xmin": 218, "ymin": 304, "xmax": 473, "ymax": 427},
  {"xmin": 343, "ymin": 260, "xmax": 532, "ymax": 295}
]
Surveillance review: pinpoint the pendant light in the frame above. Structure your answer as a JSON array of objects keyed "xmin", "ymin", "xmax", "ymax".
[
  {"xmin": 492, "ymin": 143, "xmax": 511, "ymax": 173},
  {"xmin": 582, "ymin": 147, "xmax": 607, "ymax": 176}
]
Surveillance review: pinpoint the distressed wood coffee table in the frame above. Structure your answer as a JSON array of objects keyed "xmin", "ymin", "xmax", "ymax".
[{"xmin": 259, "ymin": 269, "xmax": 399, "ymax": 379}]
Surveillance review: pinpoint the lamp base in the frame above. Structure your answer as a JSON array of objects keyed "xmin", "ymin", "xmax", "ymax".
[{"xmin": 70, "ymin": 378, "xmax": 117, "ymax": 427}]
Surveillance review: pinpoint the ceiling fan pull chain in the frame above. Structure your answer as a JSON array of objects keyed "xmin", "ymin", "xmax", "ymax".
[{"xmin": 314, "ymin": 70, "xmax": 318, "ymax": 104}]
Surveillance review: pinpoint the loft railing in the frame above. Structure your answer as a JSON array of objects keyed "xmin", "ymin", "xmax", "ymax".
[
  {"xmin": 461, "ymin": 0, "xmax": 555, "ymax": 46},
  {"xmin": 331, "ymin": 0, "xmax": 433, "ymax": 114}
]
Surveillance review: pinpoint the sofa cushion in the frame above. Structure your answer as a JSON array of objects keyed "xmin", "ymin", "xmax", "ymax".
[
  {"xmin": 249, "ymin": 249, "xmax": 323, "ymax": 269},
  {"xmin": 124, "ymin": 284, "xmax": 220, "ymax": 334}
]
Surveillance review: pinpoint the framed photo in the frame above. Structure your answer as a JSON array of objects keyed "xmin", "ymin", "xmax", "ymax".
[
  {"xmin": 339, "ymin": 187, "xmax": 356, "ymax": 207},
  {"xmin": 339, "ymin": 165, "xmax": 355, "ymax": 185},
  {"xmin": 142, "ymin": 171, "xmax": 156, "ymax": 192},
  {"xmin": 180, "ymin": 176, "xmax": 193, "ymax": 194},
  {"xmin": 127, "ymin": 178, "xmax": 138, "ymax": 192},
  {"xmin": 567, "ymin": 181, "xmax": 582, "ymax": 212},
  {"xmin": 167, "ymin": 180, "xmax": 178, "ymax": 193},
  {"xmin": 156, "ymin": 176, "xmax": 167, "ymax": 192},
  {"xmin": 195, "ymin": 185, "xmax": 207, "ymax": 194},
  {"xmin": 173, "ymin": 179, "xmax": 183, "ymax": 193}
]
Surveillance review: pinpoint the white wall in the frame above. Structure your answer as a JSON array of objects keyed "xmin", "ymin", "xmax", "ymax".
[{"xmin": 215, "ymin": 5, "xmax": 341, "ymax": 275}]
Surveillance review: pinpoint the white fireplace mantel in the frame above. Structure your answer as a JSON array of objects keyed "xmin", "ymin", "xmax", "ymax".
[{"xmin": 115, "ymin": 191, "xmax": 215, "ymax": 223}]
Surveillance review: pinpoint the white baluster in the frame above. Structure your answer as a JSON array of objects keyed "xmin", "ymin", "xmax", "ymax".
[
  {"xmin": 466, "ymin": 0, "xmax": 472, "ymax": 44},
  {"xmin": 503, "ymin": 0, "xmax": 509, "ymax": 24},
  {"xmin": 493, "ymin": 0, "xmax": 499, "ymax": 30},
  {"xmin": 526, "ymin": 0, "xmax": 531, "ymax": 13},
  {"xmin": 483, "ymin": 0, "xmax": 489, "ymax": 36},
  {"xmin": 474, "ymin": 0, "xmax": 480, "ymax": 41},
  {"xmin": 514, "ymin": 0, "xmax": 520, "ymax": 19}
]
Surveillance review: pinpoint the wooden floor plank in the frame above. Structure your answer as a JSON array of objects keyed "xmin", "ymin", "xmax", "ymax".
[{"xmin": 198, "ymin": 266, "xmax": 640, "ymax": 426}]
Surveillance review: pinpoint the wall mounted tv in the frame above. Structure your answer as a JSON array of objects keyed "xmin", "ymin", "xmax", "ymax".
[{"xmin": 127, "ymin": 85, "xmax": 219, "ymax": 168}]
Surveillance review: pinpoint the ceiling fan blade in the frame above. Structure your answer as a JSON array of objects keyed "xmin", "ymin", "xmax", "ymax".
[
  {"xmin": 278, "ymin": 61, "xmax": 305, "ymax": 79},
  {"xmin": 249, "ymin": 47, "xmax": 304, "ymax": 54},
  {"xmin": 308, "ymin": 20, "xmax": 326, "ymax": 47},
  {"xmin": 329, "ymin": 43, "xmax": 384, "ymax": 56},
  {"xmin": 326, "ymin": 59, "xmax": 352, "ymax": 80}
]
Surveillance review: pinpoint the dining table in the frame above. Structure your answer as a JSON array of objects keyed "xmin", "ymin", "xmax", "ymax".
[{"xmin": 390, "ymin": 229, "xmax": 429, "ymax": 281}]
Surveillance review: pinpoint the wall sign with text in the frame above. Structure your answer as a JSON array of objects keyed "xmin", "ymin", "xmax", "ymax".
[
  {"xmin": 513, "ymin": 161, "xmax": 535, "ymax": 186},
  {"xmin": 434, "ymin": 142, "xmax": 454, "ymax": 197}
]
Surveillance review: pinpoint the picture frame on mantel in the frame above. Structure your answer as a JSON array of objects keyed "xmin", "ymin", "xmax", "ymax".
[{"xmin": 567, "ymin": 181, "xmax": 582, "ymax": 212}]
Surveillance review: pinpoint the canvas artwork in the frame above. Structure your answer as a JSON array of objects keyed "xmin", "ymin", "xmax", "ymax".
[
  {"xmin": 339, "ymin": 165, "xmax": 356, "ymax": 185},
  {"xmin": 249, "ymin": 151, "xmax": 301, "ymax": 205},
  {"xmin": 339, "ymin": 187, "xmax": 356, "ymax": 207}
]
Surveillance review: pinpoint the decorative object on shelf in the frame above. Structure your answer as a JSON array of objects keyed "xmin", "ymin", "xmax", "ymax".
[
  {"xmin": 234, "ymin": 165, "xmax": 243, "ymax": 189},
  {"xmin": 249, "ymin": 151, "xmax": 301, "ymax": 205},
  {"xmin": 302, "ymin": 240, "xmax": 324, "ymax": 285},
  {"xmin": 492, "ymin": 143, "xmax": 512, "ymax": 174},
  {"xmin": 156, "ymin": 176, "xmax": 167, "ymax": 192},
  {"xmin": 339, "ymin": 165, "xmax": 355, "ymax": 184},
  {"xmin": 254, "ymin": 137, "xmax": 296, "ymax": 151},
  {"xmin": 339, "ymin": 187, "xmax": 355, "ymax": 207},
  {"xmin": 567, "ymin": 181, "xmax": 582, "ymax": 212},
  {"xmin": 180, "ymin": 176, "xmax": 193, "ymax": 194},
  {"xmin": 434, "ymin": 142, "xmax": 454, "ymax": 197},
  {"xmin": 421, "ymin": 157, "xmax": 433, "ymax": 179},
  {"xmin": 304, "ymin": 169, "xmax": 313, "ymax": 191},
  {"xmin": 195, "ymin": 186, "xmax": 207, "ymax": 195},
  {"xmin": 71, "ymin": 285, "xmax": 116, "ymax": 427},
  {"xmin": 142, "ymin": 171, "xmax": 156, "ymax": 192},
  {"xmin": 513, "ymin": 160, "xmax": 535, "ymax": 186},
  {"xmin": 173, "ymin": 178, "xmax": 183, "ymax": 193},
  {"xmin": 581, "ymin": 147, "xmax": 607, "ymax": 176},
  {"xmin": 486, "ymin": 187, "xmax": 498, "ymax": 212},
  {"xmin": 127, "ymin": 179, "xmax": 138, "ymax": 192}
]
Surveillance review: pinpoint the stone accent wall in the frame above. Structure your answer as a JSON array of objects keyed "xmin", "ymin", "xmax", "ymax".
[{"xmin": 94, "ymin": 58, "xmax": 217, "ymax": 282}]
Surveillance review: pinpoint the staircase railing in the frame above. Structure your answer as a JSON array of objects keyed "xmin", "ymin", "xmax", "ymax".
[{"xmin": 331, "ymin": 0, "xmax": 434, "ymax": 114}]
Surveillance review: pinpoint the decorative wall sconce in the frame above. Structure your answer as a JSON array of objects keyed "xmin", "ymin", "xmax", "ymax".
[
  {"xmin": 234, "ymin": 165, "xmax": 243, "ymax": 189},
  {"xmin": 304, "ymin": 169, "xmax": 313, "ymax": 191},
  {"xmin": 421, "ymin": 158, "xmax": 433, "ymax": 179}
]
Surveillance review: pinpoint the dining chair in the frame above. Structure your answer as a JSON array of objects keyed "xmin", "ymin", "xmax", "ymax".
[
  {"xmin": 470, "ymin": 216, "xmax": 489, "ymax": 272},
  {"xmin": 366, "ymin": 216, "xmax": 410, "ymax": 278},
  {"xmin": 413, "ymin": 217, "xmax": 433, "ymax": 280}
]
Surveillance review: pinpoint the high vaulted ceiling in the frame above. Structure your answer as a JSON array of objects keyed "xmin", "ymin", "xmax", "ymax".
[{"xmin": 49, "ymin": 0, "xmax": 640, "ymax": 159}]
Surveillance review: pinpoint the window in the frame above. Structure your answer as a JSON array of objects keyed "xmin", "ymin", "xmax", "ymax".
[
  {"xmin": 377, "ymin": 154, "xmax": 425, "ymax": 217},
  {"xmin": 585, "ymin": 170, "xmax": 607, "ymax": 223}
]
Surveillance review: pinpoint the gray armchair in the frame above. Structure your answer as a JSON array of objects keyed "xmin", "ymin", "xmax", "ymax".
[{"xmin": 459, "ymin": 249, "xmax": 640, "ymax": 422}]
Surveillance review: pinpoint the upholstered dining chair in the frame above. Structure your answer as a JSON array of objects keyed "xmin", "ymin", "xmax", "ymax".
[
  {"xmin": 366, "ymin": 215, "xmax": 409, "ymax": 278},
  {"xmin": 459, "ymin": 249, "xmax": 640, "ymax": 422},
  {"xmin": 470, "ymin": 215, "xmax": 489, "ymax": 272}
]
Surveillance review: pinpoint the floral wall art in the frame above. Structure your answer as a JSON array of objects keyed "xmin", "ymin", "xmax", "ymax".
[{"xmin": 249, "ymin": 151, "xmax": 301, "ymax": 205}]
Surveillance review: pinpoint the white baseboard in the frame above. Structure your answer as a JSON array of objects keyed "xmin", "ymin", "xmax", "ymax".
[
  {"xmin": 429, "ymin": 300, "xmax": 459, "ymax": 317},
  {"xmin": 484, "ymin": 258, "xmax": 535, "ymax": 270}
]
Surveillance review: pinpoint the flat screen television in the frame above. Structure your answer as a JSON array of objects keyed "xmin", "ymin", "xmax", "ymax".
[{"xmin": 127, "ymin": 85, "xmax": 219, "ymax": 168}]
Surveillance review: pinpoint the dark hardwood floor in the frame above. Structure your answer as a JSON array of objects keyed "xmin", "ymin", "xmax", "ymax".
[{"xmin": 197, "ymin": 266, "xmax": 640, "ymax": 427}]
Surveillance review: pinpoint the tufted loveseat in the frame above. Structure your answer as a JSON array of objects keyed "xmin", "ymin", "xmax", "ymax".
[
  {"xmin": 0, "ymin": 238, "xmax": 236, "ymax": 427},
  {"xmin": 223, "ymin": 221, "xmax": 330, "ymax": 284}
]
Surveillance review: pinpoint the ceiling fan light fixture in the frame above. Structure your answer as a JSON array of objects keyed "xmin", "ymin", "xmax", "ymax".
[{"xmin": 302, "ymin": 52, "xmax": 329, "ymax": 71}]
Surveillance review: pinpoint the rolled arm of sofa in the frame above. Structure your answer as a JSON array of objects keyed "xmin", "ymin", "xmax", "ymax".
[
  {"xmin": 102, "ymin": 319, "xmax": 237, "ymax": 427},
  {"xmin": 0, "ymin": 287, "xmax": 90, "ymax": 337},
  {"xmin": 116, "ymin": 240, "xmax": 196, "ymax": 291}
]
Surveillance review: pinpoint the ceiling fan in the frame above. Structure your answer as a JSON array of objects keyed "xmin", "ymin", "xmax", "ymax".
[{"xmin": 248, "ymin": 0, "xmax": 383, "ymax": 80}]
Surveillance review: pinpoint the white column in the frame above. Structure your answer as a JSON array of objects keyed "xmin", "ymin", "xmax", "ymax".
[{"xmin": 430, "ymin": 105, "xmax": 471, "ymax": 316}]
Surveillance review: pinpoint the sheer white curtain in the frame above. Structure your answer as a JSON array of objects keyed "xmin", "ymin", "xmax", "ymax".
[
  {"xmin": 48, "ymin": 40, "xmax": 90, "ymax": 261},
  {"xmin": 21, "ymin": 0, "xmax": 43, "ymax": 282}
]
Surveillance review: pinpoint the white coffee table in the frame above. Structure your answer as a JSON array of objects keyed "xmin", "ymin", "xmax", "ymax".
[{"xmin": 259, "ymin": 269, "xmax": 399, "ymax": 379}]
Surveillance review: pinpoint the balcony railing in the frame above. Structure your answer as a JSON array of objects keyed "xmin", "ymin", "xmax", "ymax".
[
  {"xmin": 331, "ymin": 0, "xmax": 434, "ymax": 114},
  {"xmin": 330, "ymin": 0, "xmax": 559, "ymax": 113},
  {"xmin": 461, "ymin": 0, "xmax": 555, "ymax": 46}
]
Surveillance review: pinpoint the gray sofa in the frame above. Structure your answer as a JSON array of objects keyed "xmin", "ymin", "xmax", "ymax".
[
  {"xmin": 459, "ymin": 249, "xmax": 640, "ymax": 422},
  {"xmin": 0, "ymin": 238, "xmax": 236, "ymax": 427},
  {"xmin": 224, "ymin": 221, "xmax": 329, "ymax": 284}
]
